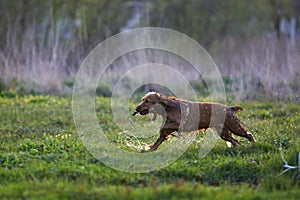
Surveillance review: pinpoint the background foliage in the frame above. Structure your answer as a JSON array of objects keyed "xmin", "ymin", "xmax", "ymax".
[{"xmin": 0, "ymin": 0, "xmax": 299, "ymax": 99}]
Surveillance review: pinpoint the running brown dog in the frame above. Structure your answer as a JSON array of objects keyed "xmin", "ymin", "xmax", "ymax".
[{"xmin": 133, "ymin": 92, "xmax": 255, "ymax": 151}]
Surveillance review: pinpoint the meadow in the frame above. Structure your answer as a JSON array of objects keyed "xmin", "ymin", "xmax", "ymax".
[{"xmin": 0, "ymin": 94, "xmax": 299, "ymax": 199}]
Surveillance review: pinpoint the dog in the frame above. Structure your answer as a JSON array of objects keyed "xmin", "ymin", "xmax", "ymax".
[{"xmin": 133, "ymin": 92, "xmax": 255, "ymax": 151}]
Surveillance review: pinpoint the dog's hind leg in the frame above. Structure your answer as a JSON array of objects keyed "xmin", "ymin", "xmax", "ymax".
[{"xmin": 216, "ymin": 127, "xmax": 239, "ymax": 147}]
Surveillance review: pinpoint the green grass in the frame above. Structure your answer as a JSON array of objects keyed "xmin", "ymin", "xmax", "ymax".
[{"xmin": 0, "ymin": 95, "xmax": 299, "ymax": 199}]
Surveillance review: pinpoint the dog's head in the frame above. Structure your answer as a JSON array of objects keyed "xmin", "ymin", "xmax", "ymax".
[
  {"xmin": 133, "ymin": 92, "xmax": 162, "ymax": 116},
  {"xmin": 133, "ymin": 92, "xmax": 181, "ymax": 116}
]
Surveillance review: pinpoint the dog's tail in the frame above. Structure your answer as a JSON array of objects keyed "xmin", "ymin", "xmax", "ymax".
[{"xmin": 230, "ymin": 106, "xmax": 243, "ymax": 113}]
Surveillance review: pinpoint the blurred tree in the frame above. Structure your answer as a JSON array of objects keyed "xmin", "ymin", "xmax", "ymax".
[
  {"xmin": 1, "ymin": 0, "xmax": 299, "ymax": 51},
  {"xmin": 0, "ymin": 0, "xmax": 299, "ymax": 93}
]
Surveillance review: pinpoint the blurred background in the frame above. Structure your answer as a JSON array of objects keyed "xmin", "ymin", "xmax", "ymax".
[{"xmin": 0, "ymin": 0, "xmax": 299, "ymax": 100}]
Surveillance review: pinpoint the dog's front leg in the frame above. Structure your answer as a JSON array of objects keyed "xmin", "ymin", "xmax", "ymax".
[
  {"xmin": 145, "ymin": 129, "xmax": 173, "ymax": 151},
  {"xmin": 147, "ymin": 135, "xmax": 165, "ymax": 151},
  {"xmin": 151, "ymin": 113, "xmax": 157, "ymax": 122}
]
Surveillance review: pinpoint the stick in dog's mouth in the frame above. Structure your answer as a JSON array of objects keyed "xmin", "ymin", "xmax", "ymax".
[{"xmin": 132, "ymin": 110, "xmax": 138, "ymax": 116}]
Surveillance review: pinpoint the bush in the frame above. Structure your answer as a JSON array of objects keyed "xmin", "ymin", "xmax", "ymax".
[
  {"xmin": 0, "ymin": 78, "xmax": 7, "ymax": 93},
  {"xmin": 96, "ymin": 83, "xmax": 112, "ymax": 97}
]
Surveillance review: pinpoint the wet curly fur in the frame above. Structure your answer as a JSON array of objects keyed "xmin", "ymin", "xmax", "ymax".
[{"xmin": 133, "ymin": 92, "xmax": 255, "ymax": 151}]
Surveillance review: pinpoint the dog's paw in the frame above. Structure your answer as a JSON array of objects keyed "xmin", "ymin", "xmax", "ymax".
[
  {"xmin": 141, "ymin": 145, "xmax": 152, "ymax": 152},
  {"xmin": 247, "ymin": 132, "xmax": 256, "ymax": 142},
  {"xmin": 226, "ymin": 141, "xmax": 232, "ymax": 148}
]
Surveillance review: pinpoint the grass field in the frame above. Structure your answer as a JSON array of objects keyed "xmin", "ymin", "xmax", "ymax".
[{"xmin": 0, "ymin": 95, "xmax": 299, "ymax": 199}]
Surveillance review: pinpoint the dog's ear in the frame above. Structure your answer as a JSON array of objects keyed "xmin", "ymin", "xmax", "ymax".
[{"xmin": 157, "ymin": 95, "xmax": 181, "ymax": 109}]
